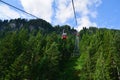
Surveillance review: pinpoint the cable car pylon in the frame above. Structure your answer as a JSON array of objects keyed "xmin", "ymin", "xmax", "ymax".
[{"xmin": 72, "ymin": 32, "xmax": 80, "ymax": 56}]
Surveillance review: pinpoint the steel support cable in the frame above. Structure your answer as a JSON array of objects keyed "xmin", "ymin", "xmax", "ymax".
[
  {"xmin": 0, "ymin": 0, "xmax": 39, "ymax": 19},
  {"xmin": 72, "ymin": 0, "xmax": 77, "ymax": 26}
]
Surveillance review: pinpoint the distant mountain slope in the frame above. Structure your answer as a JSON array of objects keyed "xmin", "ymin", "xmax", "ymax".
[
  {"xmin": 0, "ymin": 18, "xmax": 54, "ymax": 33},
  {"xmin": 0, "ymin": 18, "xmax": 77, "ymax": 34}
]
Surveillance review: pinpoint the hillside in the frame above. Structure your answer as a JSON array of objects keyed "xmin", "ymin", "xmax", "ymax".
[
  {"xmin": 0, "ymin": 18, "xmax": 76, "ymax": 34},
  {"xmin": 0, "ymin": 18, "xmax": 120, "ymax": 80}
]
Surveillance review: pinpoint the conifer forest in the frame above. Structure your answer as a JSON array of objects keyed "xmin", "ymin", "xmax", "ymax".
[{"xmin": 0, "ymin": 19, "xmax": 120, "ymax": 80}]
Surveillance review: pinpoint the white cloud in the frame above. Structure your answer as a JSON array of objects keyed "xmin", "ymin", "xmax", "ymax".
[
  {"xmin": 76, "ymin": 16, "xmax": 97, "ymax": 31},
  {"xmin": 90, "ymin": 11, "xmax": 97, "ymax": 18},
  {"xmin": 55, "ymin": 0, "xmax": 73, "ymax": 24},
  {"xmin": 75, "ymin": 0, "xmax": 102, "ymax": 31},
  {"xmin": 55, "ymin": 0, "xmax": 102, "ymax": 31},
  {"xmin": 0, "ymin": 4, "xmax": 20, "ymax": 20},
  {"xmin": 0, "ymin": 0, "xmax": 102, "ymax": 31},
  {"xmin": 20, "ymin": 0, "xmax": 54, "ymax": 23}
]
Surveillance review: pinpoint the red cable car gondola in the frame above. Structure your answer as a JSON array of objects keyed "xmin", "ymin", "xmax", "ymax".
[{"xmin": 62, "ymin": 29, "xmax": 67, "ymax": 39}]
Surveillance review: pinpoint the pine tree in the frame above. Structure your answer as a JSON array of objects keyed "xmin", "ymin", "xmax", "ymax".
[{"xmin": 44, "ymin": 42, "xmax": 60, "ymax": 80}]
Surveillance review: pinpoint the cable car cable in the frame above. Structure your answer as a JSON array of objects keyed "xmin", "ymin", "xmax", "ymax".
[
  {"xmin": 0, "ymin": 0, "xmax": 39, "ymax": 19},
  {"xmin": 72, "ymin": 0, "xmax": 77, "ymax": 26}
]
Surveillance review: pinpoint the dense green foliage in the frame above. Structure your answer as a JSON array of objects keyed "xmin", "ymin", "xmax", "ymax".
[
  {"xmin": 0, "ymin": 19, "xmax": 120, "ymax": 80},
  {"xmin": 76, "ymin": 28, "xmax": 120, "ymax": 80}
]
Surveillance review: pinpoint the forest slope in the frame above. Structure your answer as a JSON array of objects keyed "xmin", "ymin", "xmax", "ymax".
[{"xmin": 0, "ymin": 19, "xmax": 120, "ymax": 80}]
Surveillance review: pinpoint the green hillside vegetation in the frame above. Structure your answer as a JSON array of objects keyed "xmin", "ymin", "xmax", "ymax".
[{"xmin": 0, "ymin": 19, "xmax": 120, "ymax": 80}]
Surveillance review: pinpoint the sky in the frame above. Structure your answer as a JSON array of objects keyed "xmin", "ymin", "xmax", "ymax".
[{"xmin": 0, "ymin": 0, "xmax": 120, "ymax": 31}]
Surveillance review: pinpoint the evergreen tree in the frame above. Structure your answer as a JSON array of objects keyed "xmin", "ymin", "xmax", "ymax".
[{"xmin": 44, "ymin": 42, "xmax": 60, "ymax": 80}]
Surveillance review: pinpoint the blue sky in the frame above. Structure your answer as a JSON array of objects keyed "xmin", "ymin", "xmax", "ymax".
[
  {"xmin": 0, "ymin": 0, "xmax": 120, "ymax": 31},
  {"xmin": 96, "ymin": 0, "xmax": 120, "ymax": 30}
]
